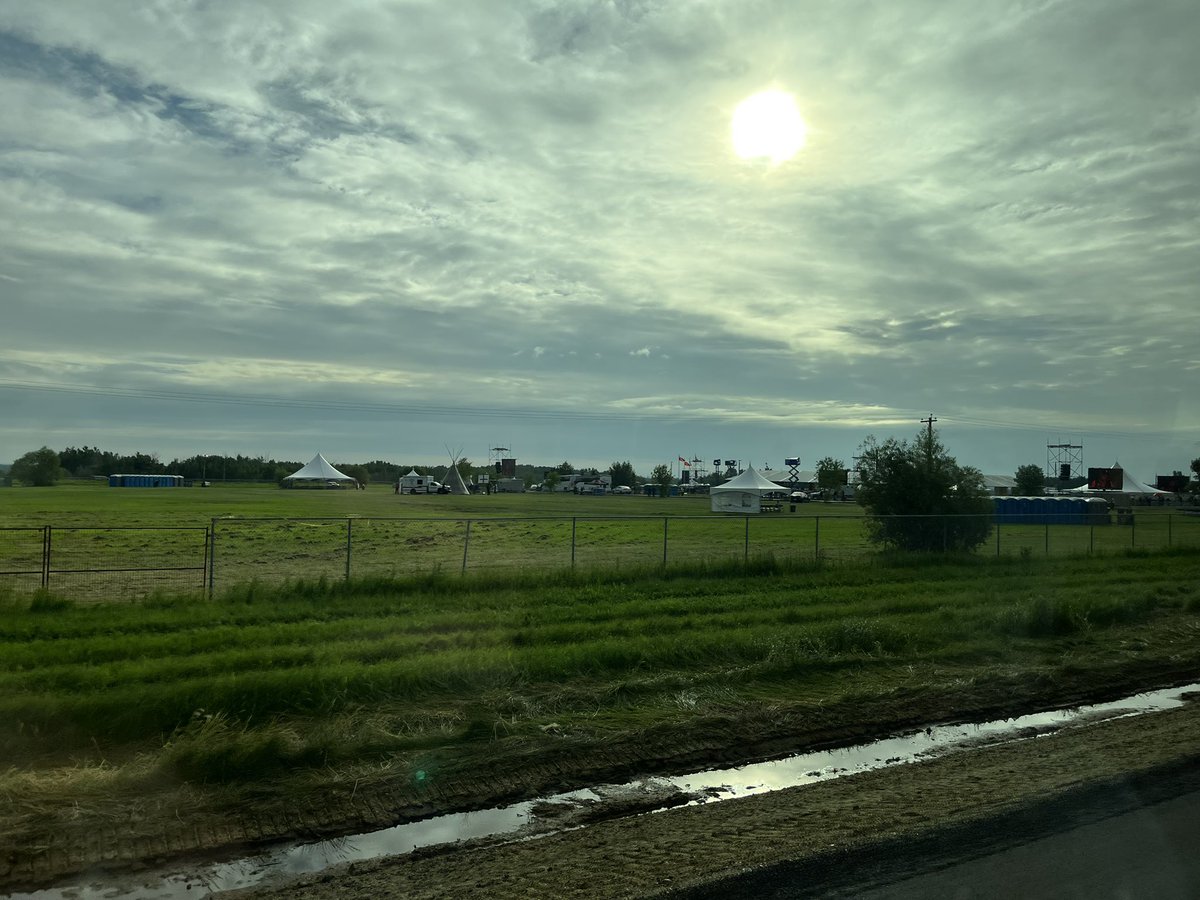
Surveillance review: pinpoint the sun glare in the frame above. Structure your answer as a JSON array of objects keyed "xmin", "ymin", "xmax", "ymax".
[{"xmin": 731, "ymin": 89, "xmax": 807, "ymax": 164}]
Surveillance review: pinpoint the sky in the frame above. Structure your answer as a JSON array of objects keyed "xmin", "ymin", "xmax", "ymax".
[{"xmin": 1, "ymin": 0, "xmax": 1198, "ymax": 480}]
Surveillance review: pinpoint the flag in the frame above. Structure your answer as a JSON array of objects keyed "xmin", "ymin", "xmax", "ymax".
[{"xmin": 678, "ymin": 456, "xmax": 690, "ymax": 466}]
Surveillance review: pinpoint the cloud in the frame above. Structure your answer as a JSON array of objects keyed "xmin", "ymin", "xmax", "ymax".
[{"xmin": 1, "ymin": 1, "xmax": 1197, "ymax": 477}]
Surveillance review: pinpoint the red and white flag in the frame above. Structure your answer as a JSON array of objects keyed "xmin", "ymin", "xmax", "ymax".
[{"xmin": 678, "ymin": 457, "xmax": 690, "ymax": 466}]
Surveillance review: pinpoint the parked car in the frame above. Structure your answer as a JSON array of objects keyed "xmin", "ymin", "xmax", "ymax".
[
  {"xmin": 612, "ymin": 485, "xmax": 633, "ymax": 494},
  {"xmin": 790, "ymin": 490, "xmax": 809, "ymax": 502}
]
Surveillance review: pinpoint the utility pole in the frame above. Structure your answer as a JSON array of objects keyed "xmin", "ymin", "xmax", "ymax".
[
  {"xmin": 920, "ymin": 413, "xmax": 937, "ymax": 464},
  {"xmin": 920, "ymin": 413, "xmax": 937, "ymax": 441}
]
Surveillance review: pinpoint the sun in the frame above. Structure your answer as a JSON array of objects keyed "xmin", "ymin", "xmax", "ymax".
[{"xmin": 731, "ymin": 89, "xmax": 807, "ymax": 164}]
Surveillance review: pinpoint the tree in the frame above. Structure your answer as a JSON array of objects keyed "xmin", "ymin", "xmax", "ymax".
[
  {"xmin": 554, "ymin": 460, "xmax": 574, "ymax": 475},
  {"xmin": 854, "ymin": 430, "xmax": 992, "ymax": 553},
  {"xmin": 1190, "ymin": 458, "xmax": 1200, "ymax": 495},
  {"xmin": 650, "ymin": 463, "xmax": 673, "ymax": 498},
  {"xmin": 814, "ymin": 456, "xmax": 847, "ymax": 499},
  {"xmin": 544, "ymin": 471, "xmax": 561, "ymax": 492},
  {"xmin": 609, "ymin": 460, "xmax": 637, "ymax": 488},
  {"xmin": 11, "ymin": 447, "xmax": 63, "ymax": 486},
  {"xmin": 1014, "ymin": 463, "xmax": 1045, "ymax": 496}
]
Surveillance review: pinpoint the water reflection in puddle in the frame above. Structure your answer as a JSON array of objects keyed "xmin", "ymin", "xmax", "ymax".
[{"xmin": 12, "ymin": 682, "xmax": 1197, "ymax": 900}]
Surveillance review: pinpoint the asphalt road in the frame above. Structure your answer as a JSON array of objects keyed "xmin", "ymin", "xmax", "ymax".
[{"xmin": 854, "ymin": 788, "xmax": 1200, "ymax": 900}]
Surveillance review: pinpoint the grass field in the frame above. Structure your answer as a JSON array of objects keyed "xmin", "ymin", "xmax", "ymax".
[
  {"xmin": 2, "ymin": 482, "xmax": 1198, "ymax": 602},
  {"xmin": 2, "ymin": 522, "xmax": 1199, "ymax": 886}
]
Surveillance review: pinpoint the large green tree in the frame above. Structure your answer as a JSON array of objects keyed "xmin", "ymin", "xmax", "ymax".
[
  {"xmin": 11, "ymin": 447, "xmax": 63, "ymax": 486},
  {"xmin": 814, "ymin": 456, "xmax": 847, "ymax": 499},
  {"xmin": 649, "ymin": 463, "xmax": 673, "ymax": 498},
  {"xmin": 855, "ymin": 430, "xmax": 992, "ymax": 553},
  {"xmin": 1014, "ymin": 463, "xmax": 1045, "ymax": 496},
  {"xmin": 608, "ymin": 460, "xmax": 637, "ymax": 488}
]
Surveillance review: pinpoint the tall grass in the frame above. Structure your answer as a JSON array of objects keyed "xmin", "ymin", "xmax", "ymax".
[{"xmin": 0, "ymin": 547, "xmax": 1197, "ymax": 781}]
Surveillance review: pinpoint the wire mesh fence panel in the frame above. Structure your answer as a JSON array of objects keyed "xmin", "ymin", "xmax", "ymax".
[
  {"xmin": 1045, "ymin": 522, "xmax": 1093, "ymax": 557},
  {"xmin": 459, "ymin": 518, "xmax": 572, "ymax": 574},
  {"xmin": 746, "ymin": 516, "xmax": 817, "ymax": 564},
  {"xmin": 0, "ymin": 528, "xmax": 46, "ymax": 598},
  {"xmin": 994, "ymin": 523, "xmax": 1046, "ymax": 557},
  {"xmin": 572, "ymin": 517, "xmax": 666, "ymax": 571},
  {"xmin": 1091, "ymin": 521, "xmax": 1137, "ymax": 555},
  {"xmin": 350, "ymin": 518, "xmax": 471, "ymax": 579},
  {"xmin": 1130, "ymin": 514, "xmax": 1172, "ymax": 552},
  {"xmin": 1171, "ymin": 514, "xmax": 1200, "ymax": 549},
  {"xmin": 47, "ymin": 527, "xmax": 207, "ymax": 602},
  {"xmin": 212, "ymin": 519, "xmax": 348, "ymax": 592},
  {"xmin": 814, "ymin": 516, "xmax": 873, "ymax": 561},
  {"xmin": 663, "ymin": 516, "xmax": 751, "ymax": 568}
]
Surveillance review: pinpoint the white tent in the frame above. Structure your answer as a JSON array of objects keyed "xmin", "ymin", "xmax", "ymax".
[
  {"xmin": 710, "ymin": 465, "xmax": 786, "ymax": 513},
  {"xmin": 440, "ymin": 461, "xmax": 471, "ymax": 496},
  {"xmin": 1065, "ymin": 462, "xmax": 1169, "ymax": 496},
  {"xmin": 282, "ymin": 453, "xmax": 357, "ymax": 486}
]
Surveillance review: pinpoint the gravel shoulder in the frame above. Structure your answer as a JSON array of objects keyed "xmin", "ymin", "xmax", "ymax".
[{"xmin": 225, "ymin": 700, "xmax": 1200, "ymax": 899}]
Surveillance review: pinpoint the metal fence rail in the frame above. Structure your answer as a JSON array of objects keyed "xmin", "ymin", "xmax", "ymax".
[
  {"xmin": 0, "ymin": 525, "xmax": 209, "ymax": 602},
  {"xmin": 1, "ymin": 512, "xmax": 1197, "ymax": 604}
]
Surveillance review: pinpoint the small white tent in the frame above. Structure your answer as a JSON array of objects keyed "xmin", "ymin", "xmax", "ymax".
[
  {"xmin": 710, "ymin": 465, "xmax": 786, "ymax": 513},
  {"xmin": 282, "ymin": 453, "xmax": 357, "ymax": 487}
]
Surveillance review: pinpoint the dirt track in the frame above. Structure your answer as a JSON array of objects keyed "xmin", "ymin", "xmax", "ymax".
[{"xmin": 222, "ymin": 698, "xmax": 1200, "ymax": 899}]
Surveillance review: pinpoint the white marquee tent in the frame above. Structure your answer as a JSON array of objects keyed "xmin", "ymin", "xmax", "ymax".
[
  {"xmin": 282, "ymin": 453, "xmax": 357, "ymax": 486},
  {"xmin": 710, "ymin": 465, "xmax": 786, "ymax": 513},
  {"xmin": 1065, "ymin": 462, "xmax": 1170, "ymax": 496}
]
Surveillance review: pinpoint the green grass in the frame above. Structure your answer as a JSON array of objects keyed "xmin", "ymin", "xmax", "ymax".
[
  {"xmin": 4, "ymin": 483, "xmax": 1199, "ymax": 604},
  {"xmin": 2, "ymin": 548, "xmax": 1198, "ymax": 786}
]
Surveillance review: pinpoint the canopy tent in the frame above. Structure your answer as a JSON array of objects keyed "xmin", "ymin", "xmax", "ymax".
[
  {"xmin": 710, "ymin": 465, "xmax": 786, "ymax": 513},
  {"xmin": 282, "ymin": 453, "xmax": 357, "ymax": 485},
  {"xmin": 1064, "ymin": 462, "xmax": 1170, "ymax": 496}
]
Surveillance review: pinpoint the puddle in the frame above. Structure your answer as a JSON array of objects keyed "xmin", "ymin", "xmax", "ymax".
[{"xmin": 11, "ymin": 682, "xmax": 1197, "ymax": 900}]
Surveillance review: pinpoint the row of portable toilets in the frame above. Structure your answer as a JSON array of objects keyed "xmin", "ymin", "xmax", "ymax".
[
  {"xmin": 107, "ymin": 474, "xmax": 185, "ymax": 487},
  {"xmin": 992, "ymin": 496, "xmax": 1112, "ymax": 525}
]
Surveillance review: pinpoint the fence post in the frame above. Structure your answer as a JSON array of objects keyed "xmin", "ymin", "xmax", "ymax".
[
  {"xmin": 662, "ymin": 517, "xmax": 669, "ymax": 568},
  {"xmin": 571, "ymin": 517, "xmax": 577, "ymax": 569},
  {"xmin": 345, "ymin": 518, "xmax": 353, "ymax": 582},
  {"xmin": 942, "ymin": 516, "xmax": 947, "ymax": 553},
  {"xmin": 995, "ymin": 519, "xmax": 1000, "ymax": 557},
  {"xmin": 814, "ymin": 516, "xmax": 820, "ymax": 561},
  {"xmin": 1131, "ymin": 513, "xmax": 1135, "ymax": 550},
  {"xmin": 42, "ymin": 525, "xmax": 51, "ymax": 589},
  {"xmin": 202, "ymin": 522, "xmax": 211, "ymax": 595},
  {"xmin": 208, "ymin": 518, "xmax": 217, "ymax": 597},
  {"xmin": 1044, "ymin": 522, "xmax": 1049, "ymax": 556},
  {"xmin": 744, "ymin": 516, "xmax": 750, "ymax": 565},
  {"xmin": 1090, "ymin": 524, "xmax": 1094, "ymax": 556},
  {"xmin": 1168, "ymin": 514, "xmax": 1172, "ymax": 547},
  {"xmin": 462, "ymin": 520, "xmax": 472, "ymax": 575}
]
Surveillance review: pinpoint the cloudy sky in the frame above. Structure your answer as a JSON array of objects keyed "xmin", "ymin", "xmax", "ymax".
[{"xmin": 2, "ymin": 0, "xmax": 1197, "ymax": 479}]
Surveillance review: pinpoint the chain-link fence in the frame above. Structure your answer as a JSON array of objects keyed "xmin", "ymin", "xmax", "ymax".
[
  {"xmin": 0, "ymin": 526, "xmax": 209, "ymax": 602},
  {"xmin": 2, "ymin": 512, "xmax": 1198, "ymax": 603}
]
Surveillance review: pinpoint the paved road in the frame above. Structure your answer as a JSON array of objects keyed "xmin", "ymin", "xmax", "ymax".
[{"xmin": 855, "ymin": 788, "xmax": 1200, "ymax": 900}]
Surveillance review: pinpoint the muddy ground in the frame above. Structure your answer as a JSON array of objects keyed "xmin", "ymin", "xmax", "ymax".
[
  {"xmin": 225, "ymin": 699, "xmax": 1200, "ymax": 900},
  {"xmin": 3, "ymin": 667, "xmax": 1199, "ymax": 894}
]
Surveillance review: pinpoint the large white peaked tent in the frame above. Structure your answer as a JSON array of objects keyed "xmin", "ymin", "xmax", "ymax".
[
  {"xmin": 710, "ymin": 465, "xmax": 785, "ymax": 513},
  {"xmin": 283, "ymin": 453, "xmax": 357, "ymax": 485},
  {"xmin": 1065, "ymin": 461, "xmax": 1170, "ymax": 496}
]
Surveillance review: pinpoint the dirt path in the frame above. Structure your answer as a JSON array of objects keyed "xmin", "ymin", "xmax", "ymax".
[{"xmin": 223, "ymin": 701, "xmax": 1200, "ymax": 899}]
